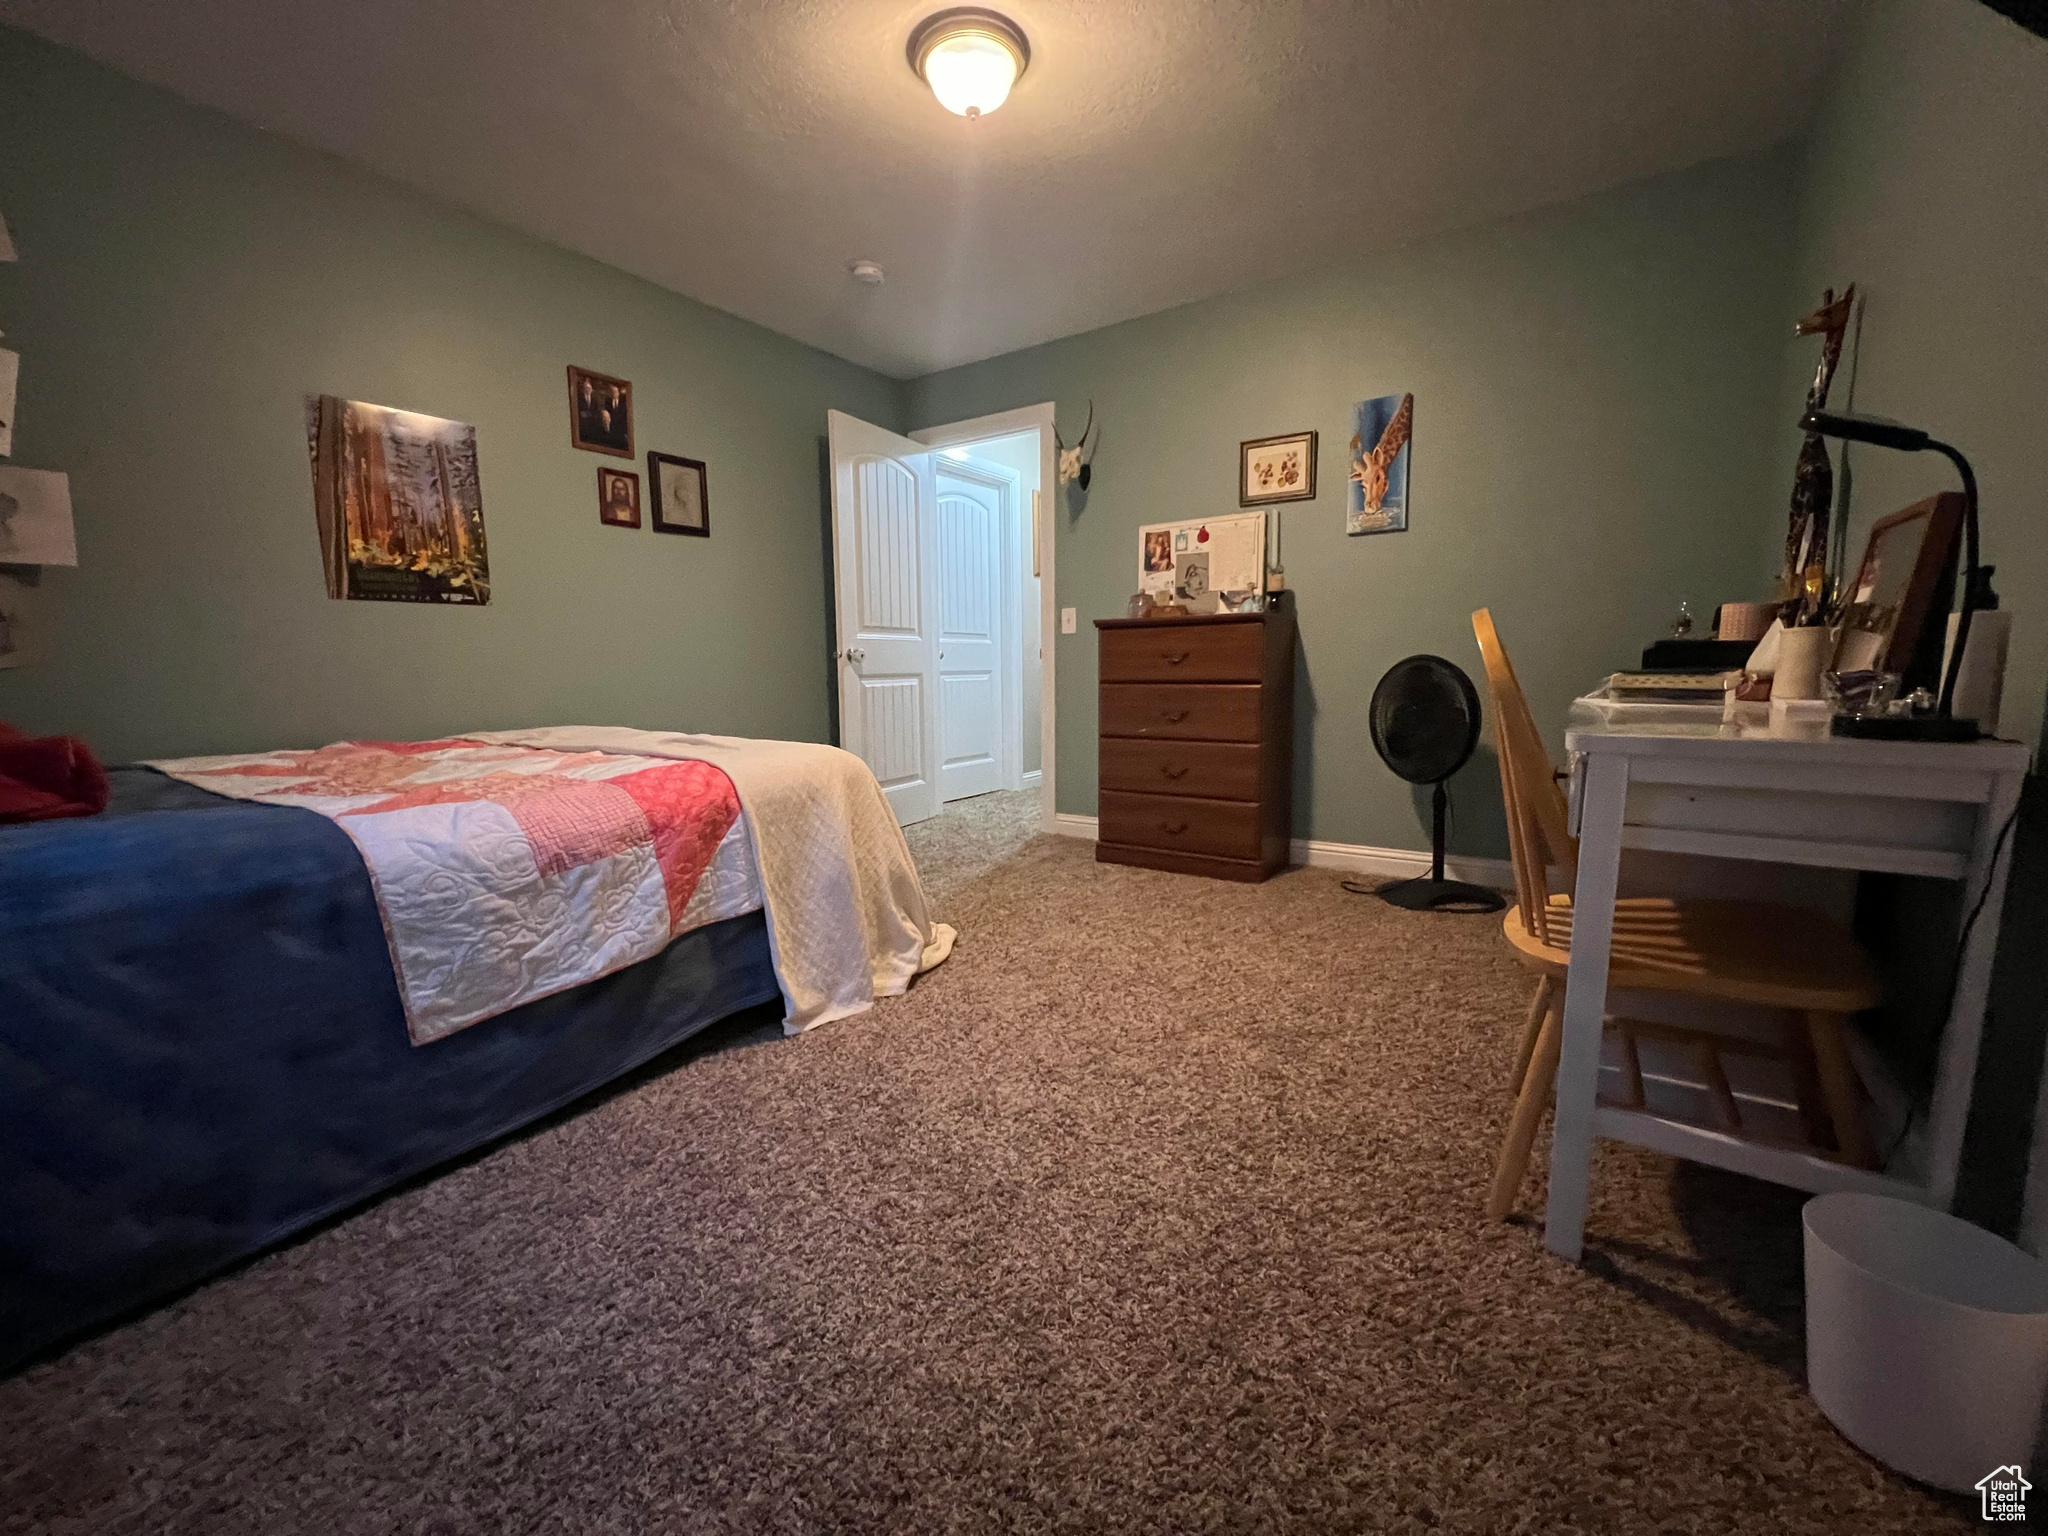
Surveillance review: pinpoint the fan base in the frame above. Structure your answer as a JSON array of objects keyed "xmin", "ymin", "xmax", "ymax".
[{"xmin": 1368, "ymin": 876, "xmax": 1507, "ymax": 914}]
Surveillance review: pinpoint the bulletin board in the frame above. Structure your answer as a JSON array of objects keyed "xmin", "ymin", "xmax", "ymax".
[{"xmin": 1137, "ymin": 511, "xmax": 1266, "ymax": 613}]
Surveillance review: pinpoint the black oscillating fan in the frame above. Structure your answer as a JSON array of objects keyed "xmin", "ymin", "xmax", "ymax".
[{"xmin": 1345, "ymin": 655, "xmax": 1506, "ymax": 914}]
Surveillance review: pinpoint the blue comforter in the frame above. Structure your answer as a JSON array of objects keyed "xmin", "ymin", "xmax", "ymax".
[{"xmin": 0, "ymin": 768, "xmax": 779, "ymax": 1372}]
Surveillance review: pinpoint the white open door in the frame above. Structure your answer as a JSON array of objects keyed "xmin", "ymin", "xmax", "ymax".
[{"xmin": 828, "ymin": 409, "xmax": 941, "ymax": 826}]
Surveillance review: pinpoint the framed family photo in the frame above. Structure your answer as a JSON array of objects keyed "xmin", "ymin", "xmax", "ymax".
[
  {"xmin": 567, "ymin": 365, "xmax": 633, "ymax": 458},
  {"xmin": 648, "ymin": 452, "xmax": 709, "ymax": 537},
  {"xmin": 1240, "ymin": 430, "xmax": 1317, "ymax": 506},
  {"xmin": 597, "ymin": 466, "xmax": 641, "ymax": 528}
]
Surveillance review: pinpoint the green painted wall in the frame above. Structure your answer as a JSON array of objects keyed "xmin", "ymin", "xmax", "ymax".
[
  {"xmin": 907, "ymin": 148, "xmax": 1800, "ymax": 853},
  {"xmin": 0, "ymin": 26, "xmax": 903, "ymax": 762},
  {"xmin": 1774, "ymin": 0, "xmax": 2048, "ymax": 747}
]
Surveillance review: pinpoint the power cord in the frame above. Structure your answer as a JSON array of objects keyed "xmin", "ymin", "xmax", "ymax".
[{"xmin": 1341, "ymin": 778, "xmax": 1464, "ymax": 897}]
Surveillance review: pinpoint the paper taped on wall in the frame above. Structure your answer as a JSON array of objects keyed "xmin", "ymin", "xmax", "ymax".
[
  {"xmin": 0, "ymin": 466, "xmax": 76, "ymax": 565},
  {"xmin": 0, "ymin": 573, "xmax": 23, "ymax": 669},
  {"xmin": 0, "ymin": 348, "xmax": 17, "ymax": 458}
]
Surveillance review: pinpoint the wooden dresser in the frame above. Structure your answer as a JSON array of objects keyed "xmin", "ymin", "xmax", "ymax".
[{"xmin": 1094, "ymin": 605, "xmax": 1296, "ymax": 882}]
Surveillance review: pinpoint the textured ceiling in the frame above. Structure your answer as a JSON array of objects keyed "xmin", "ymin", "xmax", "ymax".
[{"xmin": 0, "ymin": 0, "xmax": 1861, "ymax": 378}]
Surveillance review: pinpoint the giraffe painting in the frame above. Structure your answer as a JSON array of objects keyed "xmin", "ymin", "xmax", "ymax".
[{"xmin": 1348, "ymin": 392, "xmax": 1414, "ymax": 535}]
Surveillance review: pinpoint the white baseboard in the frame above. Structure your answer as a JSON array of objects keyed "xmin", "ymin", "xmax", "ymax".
[
  {"xmin": 1051, "ymin": 814, "xmax": 1512, "ymax": 888},
  {"xmin": 1022, "ymin": 770, "xmax": 1043, "ymax": 790},
  {"xmin": 1290, "ymin": 837, "xmax": 1513, "ymax": 888}
]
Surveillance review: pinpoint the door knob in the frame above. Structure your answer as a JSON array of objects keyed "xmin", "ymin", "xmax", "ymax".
[{"xmin": 843, "ymin": 647, "xmax": 865, "ymax": 663}]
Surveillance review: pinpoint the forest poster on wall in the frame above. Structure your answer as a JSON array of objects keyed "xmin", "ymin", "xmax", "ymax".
[{"xmin": 306, "ymin": 395, "xmax": 491, "ymax": 604}]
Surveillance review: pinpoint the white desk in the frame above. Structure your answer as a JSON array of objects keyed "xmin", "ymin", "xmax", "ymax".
[{"xmin": 1546, "ymin": 701, "xmax": 2029, "ymax": 1262}]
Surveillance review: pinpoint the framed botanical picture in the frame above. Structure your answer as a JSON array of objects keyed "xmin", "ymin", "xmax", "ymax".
[
  {"xmin": 567, "ymin": 365, "xmax": 633, "ymax": 458},
  {"xmin": 597, "ymin": 466, "xmax": 641, "ymax": 528},
  {"xmin": 648, "ymin": 451, "xmax": 709, "ymax": 537},
  {"xmin": 1240, "ymin": 430, "xmax": 1317, "ymax": 506}
]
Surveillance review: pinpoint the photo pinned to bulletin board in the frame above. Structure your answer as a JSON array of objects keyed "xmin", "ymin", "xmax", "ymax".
[
  {"xmin": 1137, "ymin": 510, "xmax": 1265, "ymax": 614},
  {"xmin": 1348, "ymin": 391, "xmax": 1413, "ymax": 535}
]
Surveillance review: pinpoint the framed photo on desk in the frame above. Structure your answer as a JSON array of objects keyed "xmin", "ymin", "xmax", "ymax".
[{"xmin": 1832, "ymin": 491, "xmax": 1964, "ymax": 679}]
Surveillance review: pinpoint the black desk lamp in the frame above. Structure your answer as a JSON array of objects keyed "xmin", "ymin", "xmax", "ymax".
[{"xmin": 1799, "ymin": 408, "xmax": 1982, "ymax": 741}]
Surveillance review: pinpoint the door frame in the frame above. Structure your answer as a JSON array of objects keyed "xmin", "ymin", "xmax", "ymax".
[
  {"xmin": 933, "ymin": 454, "xmax": 1025, "ymax": 796},
  {"xmin": 911, "ymin": 403, "xmax": 1057, "ymax": 835}
]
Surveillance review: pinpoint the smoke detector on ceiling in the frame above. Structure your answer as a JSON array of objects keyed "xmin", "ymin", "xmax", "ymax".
[{"xmin": 848, "ymin": 259, "xmax": 886, "ymax": 285}]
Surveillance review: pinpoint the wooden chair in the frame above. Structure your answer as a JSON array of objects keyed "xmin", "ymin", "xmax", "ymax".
[{"xmin": 1471, "ymin": 609, "xmax": 1882, "ymax": 1221}]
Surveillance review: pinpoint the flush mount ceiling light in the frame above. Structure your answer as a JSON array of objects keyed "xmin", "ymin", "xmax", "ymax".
[
  {"xmin": 908, "ymin": 8, "xmax": 1029, "ymax": 119},
  {"xmin": 847, "ymin": 258, "xmax": 885, "ymax": 284}
]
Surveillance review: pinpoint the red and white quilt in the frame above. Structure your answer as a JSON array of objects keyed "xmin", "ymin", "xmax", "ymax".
[{"xmin": 153, "ymin": 738, "xmax": 751, "ymax": 1044}]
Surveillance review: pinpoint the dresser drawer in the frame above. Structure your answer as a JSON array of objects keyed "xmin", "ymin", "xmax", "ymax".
[
  {"xmin": 1100, "ymin": 738, "xmax": 1262, "ymax": 801},
  {"xmin": 1100, "ymin": 683, "xmax": 1261, "ymax": 742},
  {"xmin": 1099, "ymin": 791, "xmax": 1261, "ymax": 862},
  {"xmin": 1099, "ymin": 622, "xmax": 1264, "ymax": 683}
]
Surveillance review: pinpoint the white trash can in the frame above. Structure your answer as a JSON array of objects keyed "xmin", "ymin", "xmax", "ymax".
[{"xmin": 1805, "ymin": 1192, "xmax": 2048, "ymax": 1493}]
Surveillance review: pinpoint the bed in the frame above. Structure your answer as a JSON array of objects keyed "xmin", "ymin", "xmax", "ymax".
[{"xmin": 0, "ymin": 730, "xmax": 950, "ymax": 1372}]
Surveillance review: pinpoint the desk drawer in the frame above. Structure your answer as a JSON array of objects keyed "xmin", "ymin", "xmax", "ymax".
[
  {"xmin": 1100, "ymin": 683, "xmax": 1261, "ymax": 742},
  {"xmin": 1099, "ymin": 623, "xmax": 1263, "ymax": 683},
  {"xmin": 1100, "ymin": 738, "xmax": 1262, "ymax": 801},
  {"xmin": 1099, "ymin": 790, "xmax": 1261, "ymax": 862}
]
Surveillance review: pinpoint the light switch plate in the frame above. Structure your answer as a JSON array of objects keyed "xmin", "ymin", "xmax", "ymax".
[{"xmin": 1060, "ymin": 607, "xmax": 1076, "ymax": 634}]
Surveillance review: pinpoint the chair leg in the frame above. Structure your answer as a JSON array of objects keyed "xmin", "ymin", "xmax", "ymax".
[
  {"xmin": 1805, "ymin": 1011, "xmax": 1878, "ymax": 1169},
  {"xmin": 1511, "ymin": 976, "xmax": 1555, "ymax": 1095},
  {"xmin": 1784, "ymin": 1012, "xmax": 1834, "ymax": 1152},
  {"xmin": 1617, "ymin": 1021, "xmax": 1646, "ymax": 1110},
  {"xmin": 1489, "ymin": 994, "xmax": 1563, "ymax": 1220},
  {"xmin": 1699, "ymin": 1043, "xmax": 1741, "ymax": 1133}
]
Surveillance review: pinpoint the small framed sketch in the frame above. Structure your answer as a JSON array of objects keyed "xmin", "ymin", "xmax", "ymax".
[
  {"xmin": 567, "ymin": 365, "xmax": 633, "ymax": 458},
  {"xmin": 597, "ymin": 466, "xmax": 641, "ymax": 528},
  {"xmin": 648, "ymin": 452, "xmax": 709, "ymax": 537},
  {"xmin": 1240, "ymin": 430, "xmax": 1317, "ymax": 506}
]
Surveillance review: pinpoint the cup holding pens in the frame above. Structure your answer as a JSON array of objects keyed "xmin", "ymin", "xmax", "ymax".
[{"xmin": 1773, "ymin": 625, "xmax": 1832, "ymax": 701}]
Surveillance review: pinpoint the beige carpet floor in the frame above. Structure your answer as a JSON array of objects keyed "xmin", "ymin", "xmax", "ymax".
[{"xmin": 0, "ymin": 794, "xmax": 1972, "ymax": 1533}]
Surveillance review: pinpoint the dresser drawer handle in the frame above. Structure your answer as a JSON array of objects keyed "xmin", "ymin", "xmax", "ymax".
[
  {"xmin": 1161, "ymin": 765, "xmax": 1189, "ymax": 779},
  {"xmin": 1162, "ymin": 650, "xmax": 1190, "ymax": 664},
  {"xmin": 1160, "ymin": 820, "xmax": 1190, "ymax": 835},
  {"xmin": 1162, "ymin": 709, "xmax": 1190, "ymax": 723}
]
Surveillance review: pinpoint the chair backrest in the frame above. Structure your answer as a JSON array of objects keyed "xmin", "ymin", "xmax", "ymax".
[{"xmin": 1471, "ymin": 609, "xmax": 1578, "ymax": 945}]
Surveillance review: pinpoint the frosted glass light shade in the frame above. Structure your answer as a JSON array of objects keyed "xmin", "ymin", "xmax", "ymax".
[
  {"xmin": 909, "ymin": 10, "xmax": 1028, "ymax": 119},
  {"xmin": 924, "ymin": 33, "xmax": 1017, "ymax": 116}
]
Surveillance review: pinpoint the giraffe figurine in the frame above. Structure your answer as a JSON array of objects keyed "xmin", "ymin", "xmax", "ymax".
[
  {"xmin": 1782, "ymin": 285, "xmax": 1855, "ymax": 625},
  {"xmin": 1349, "ymin": 392, "xmax": 1414, "ymax": 514}
]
